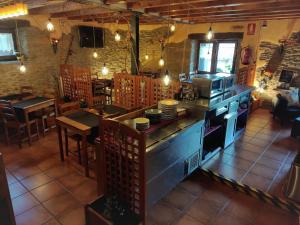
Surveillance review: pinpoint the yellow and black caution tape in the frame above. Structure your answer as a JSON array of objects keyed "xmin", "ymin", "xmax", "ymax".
[{"xmin": 200, "ymin": 168, "xmax": 300, "ymax": 215}]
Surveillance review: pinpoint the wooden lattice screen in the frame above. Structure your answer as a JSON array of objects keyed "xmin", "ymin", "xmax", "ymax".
[
  {"xmin": 96, "ymin": 119, "xmax": 146, "ymax": 224},
  {"xmin": 60, "ymin": 64, "xmax": 93, "ymax": 106},
  {"xmin": 113, "ymin": 73, "xmax": 180, "ymax": 110},
  {"xmin": 237, "ymin": 64, "xmax": 256, "ymax": 86},
  {"xmin": 150, "ymin": 78, "xmax": 180, "ymax": 105},
  {"xmin": 113, "ymin": 72, "xmax": 137, "ymax": 110},
  {"xmin": 60, "ymin": 64, "xmax": 75, "ymax": 99},
  {"xmin": 73, "ymin": 66, "xmax": 93, "ymax": 106}
]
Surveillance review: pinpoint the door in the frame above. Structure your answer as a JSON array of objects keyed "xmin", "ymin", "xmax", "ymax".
[{"xmin": 224, "ymin": 112, "xmax": 238, "ymax": 148}]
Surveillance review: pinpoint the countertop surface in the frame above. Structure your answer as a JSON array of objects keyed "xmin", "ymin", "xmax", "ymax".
[{"xmin": 122, "ymin": 85, "xmax": 253, "ymax": 151}]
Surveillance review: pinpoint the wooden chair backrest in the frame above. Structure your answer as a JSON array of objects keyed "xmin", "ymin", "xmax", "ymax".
[
  {"xmin": 93, "ymin": 82, "xmax": 105, "ymax": 96},
  {"xmin": 0, "ymin": 100, "xmax": 19, "ymax": 126},
  {"xmin": 97, "ymin": 118, "xmax": 146, "ymax": 224},
  {"xmin": 58, "ymin": 101, "xmax": 80, "ymax": 115},
  {"xmin": 20, "ymin": 86, "xmax": 33, "ymax": 94}
]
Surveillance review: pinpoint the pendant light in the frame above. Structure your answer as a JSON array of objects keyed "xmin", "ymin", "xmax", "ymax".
[
  {"xmin": 145, "ymin": 54, "xmax": 149, "ymax": 60},
  {"xmin": 102, "ymin": 63, "xmax": 109, "ymax": 75},
  {"xmin": 163, "ymin": 70, "xmax": 170, "ymax": 86},
  {"xmin": 19, "ymin": 62, "xmax": 26, "ymax": 73},
  {"xmin": 114, "ymin": 31, "xmax": 121, "ymax": 42},
  {"xmin": 207, "ymin": 24, "xmax": 213, "ymax": 40},
  {"xmin": 46, "ymin": 18, "xmax": 54, "ymax": 32},
  {"xmin": 92, "ymin": 26, "xmax": 98, "ymax": 58},
  {"xmin": 93, "ymin": 52, "xmax": 98, "ymax": 58},
  {"xmin": 15, "ymin": 20, "xmax": 26, "ymax": 73},
  {"xmin": 159, "ymin": 56, "xmax": 165, "ymax": 67},
  {"xmin": 170, "ymin": 23, "xmax": 176, "ymax": 32}
]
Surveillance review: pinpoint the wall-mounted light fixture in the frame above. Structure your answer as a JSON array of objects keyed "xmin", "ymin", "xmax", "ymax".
[{"xmin": 51, "ymin": 38, "xmax": 59, "ymax": 54}]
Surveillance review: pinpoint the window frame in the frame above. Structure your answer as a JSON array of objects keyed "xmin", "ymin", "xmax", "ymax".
[
  {"xmin": 195, "ymin": 39, "xmax": 239, "ymax": 74},
  {"xmin": 0, "ymin": 28, "xmax": 18, "ymax": 62}
]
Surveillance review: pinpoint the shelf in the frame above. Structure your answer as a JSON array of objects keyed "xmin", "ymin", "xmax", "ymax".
[
  {"xmin": 204, "ymin": 125, "xmax": 222, "ymax": 137},
  {"xmin": 238, "ymin": 108, "xmax": 248, "ymax": 116}
]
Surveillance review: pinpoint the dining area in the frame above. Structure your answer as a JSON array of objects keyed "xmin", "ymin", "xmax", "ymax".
[{"xmin": 1, "ymin": 1, "xmax": 300, "ymax": 225}]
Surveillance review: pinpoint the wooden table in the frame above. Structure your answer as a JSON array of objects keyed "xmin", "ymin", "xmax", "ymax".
[
  {"xmin": 55, "ymin": 105, "xmax": 127, "ymax": 177},
  {"xmin": 13, "ymin": 97, "xmax": 56, "ymax": 145}
]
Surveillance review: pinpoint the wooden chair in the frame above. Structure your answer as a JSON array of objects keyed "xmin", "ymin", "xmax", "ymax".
[
  {"xmin": 0, "ymin": 100, "xmax": 39, "ymax": 147},
  {"xmin": 35, "ymin": 90, "xmax": 57, "ymax": 136},
  {"xmin": 58, "ymin": 101, "xmax": 84, "ymax": 164},
  {"xmin": 94, "ymin": 118, "xmax": 146, "ymax": 224},
  {"xmin": 93, "ymin": 80, "xmax": 113, "ymax": 105},
  {"xmin": 20, "ymin": 86, "xmax": 34, "ymax": 100}
]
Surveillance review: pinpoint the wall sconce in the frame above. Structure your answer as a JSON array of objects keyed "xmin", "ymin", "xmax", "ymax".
[{"xmin": 51, "ymin": 38, "xmax": 59, "ymax": 54}]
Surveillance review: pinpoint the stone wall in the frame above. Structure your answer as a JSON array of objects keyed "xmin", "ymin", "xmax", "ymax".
[
  {"xmin": 0, "ymin": 26, "xmax": 60, "ymax": 95},
  {"xmin": 0, "ymin": 25, "xmax": 178, "ymax": 96},
  {"xmin": 256, "ymin": 31, "xmax": 300, "ymax": 92}
]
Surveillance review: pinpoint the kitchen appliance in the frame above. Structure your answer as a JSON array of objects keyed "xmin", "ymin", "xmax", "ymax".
[
  {"xmin": 195, "ymin": 94, "xmax": 223, "ymax": 108},
  {"xmin": 192, "ymin": 74, "xmax": 223, "ymax": 98},
  {"xmin": 216, "ymin": 73, "xmax": 236, "ymax": 92}
]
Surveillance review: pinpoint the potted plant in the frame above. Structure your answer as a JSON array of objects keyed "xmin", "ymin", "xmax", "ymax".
[{"xmin": 85, "ymin": 195, "xmax": 141, "ymax": 225}]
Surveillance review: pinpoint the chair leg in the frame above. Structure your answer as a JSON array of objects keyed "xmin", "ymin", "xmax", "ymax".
[
  {"xmin": 4, "ymin": 126, "xmax": 9, "ymax": 145},
  {"xmin": 64, "ymin": 128, "xmax": 69, "ymax": 156},
  {"xmin": 77, "ymin": 140, "xmax": 81, "ymax": 165},
  {"xmin": 41, "ymin": 117, "xmax": 46, "ymax": 137},
  {"xmin": 17, "ymin": 127, "xmax": 23, "ymax": 148},
  {"xmin": 35, "ymin": 120, "xmax": 40, "ymax": 139}
]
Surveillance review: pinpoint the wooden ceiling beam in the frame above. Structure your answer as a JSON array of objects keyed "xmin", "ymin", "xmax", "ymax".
[
  {"xmin": 159, "ymin": 3, "xmax": 300, "ymax": 16},
  {"xmin": 169, "ymin": 8, "xmax": 300, "ymax": 19},
  {"xmin": 144, "ymin": 0, "xmax": 298, "ymax": 13},
  {"xmin": 192, "ymin": 15, "xmax": 300, "ymax": 23},
  {"xmin": 67, "ymin": 11, "xmax": 131, "ymax": 20},
  {"xmin": 189, "ymin": 13, "xmax": 300, "ymax": 21},
  {"xmin": 29, "ymin": 2, "xmax": 96, "ymax": 15},
  {"xmin": 51, "ymin": 7, "xmax": 113, "ymax": 18}
]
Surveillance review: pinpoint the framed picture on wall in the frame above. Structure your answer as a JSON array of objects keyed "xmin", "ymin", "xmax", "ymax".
[{"xmin": 247, "ymin": 23, "xmax": 256, "ymax": 35}]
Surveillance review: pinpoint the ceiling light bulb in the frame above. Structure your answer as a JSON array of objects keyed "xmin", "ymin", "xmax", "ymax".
[
  {"xmin": 163, "ymin": 71, "xmax": 170, "ymax": 86},
  {"xmin": 47, "ymin": 19, "xmax": 54, "ymax": 32},
  {"xmin": 145, "ymin": 54, "xmax": 149, "ymax": 60},
  {"xmin": 102, "ymin": 63, "xmax": 109, "ymax": 76},
  {"xmin": 93, "ymin": 51, "xmax": 98, "ymax": 58},
  {"xmin": 159, "ymin": 57, "xmax": 165, "ymax": 67},
  {"xmin": 19, "ymin": 63, "xmax": 26, "ymax": 73},
  {"xmin": 114, "ymin": 31, "xmax": 121, "ymax": 42},
  {"xmin": 207, "ymin": 26, "xmax": 213, "ymax": 40},
  {"xmin": 170, "ymin": 24, "xmax": 176, "ymax": 32}
]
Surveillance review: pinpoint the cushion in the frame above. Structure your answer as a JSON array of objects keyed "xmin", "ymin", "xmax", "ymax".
[{"xmin": 278, "ymin": 87, "xmax": 300, "ymax": 107}]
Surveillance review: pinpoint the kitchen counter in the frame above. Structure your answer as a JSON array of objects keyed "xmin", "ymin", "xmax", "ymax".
[{"xmin": 122, "ymin": 102, "xmax": 206, "ymax": 151}]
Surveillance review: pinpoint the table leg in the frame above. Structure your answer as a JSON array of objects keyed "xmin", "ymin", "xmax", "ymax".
[
  {"xmin": 64, "ymin": 128, "xmax": 69, "ymax": 156},
  {"xmin": 57, "ymin": 125, "xmax": 64, "ymax": 161},
  {"xmin": 82, "ymin": 135, "xmax": 89, "ymax": 177},
  {"xmin": 24, "ymin": 111, "xmax": 31, "ymax": 145}
]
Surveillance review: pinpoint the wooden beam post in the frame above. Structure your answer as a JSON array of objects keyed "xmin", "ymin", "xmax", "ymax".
[{"xmin": 130, "ymin": 13, "xmax": 139, "ymax": 75}]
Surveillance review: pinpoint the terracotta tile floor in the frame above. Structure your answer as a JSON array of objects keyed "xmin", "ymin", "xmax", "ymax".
[{"xmin": 1, "ymin": 108, "xmax": 299, "ymax": 225}]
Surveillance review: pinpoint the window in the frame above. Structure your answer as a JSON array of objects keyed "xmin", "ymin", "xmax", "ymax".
[
  {"xmin": 0, "ymin": 29, "xmax": 17, "ymax": 61},
  {"xmin": 197, "ymin": 41, "xmax": 238, "ymax": 74},
  {"xmin": 198, "ymin": 43, "xmax": 213, "ymax": 73}
]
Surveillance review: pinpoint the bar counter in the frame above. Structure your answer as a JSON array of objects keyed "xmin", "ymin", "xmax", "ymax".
[{"xmin": 96, "ymin": 85, "xmax": 254, "ymax": 209}]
